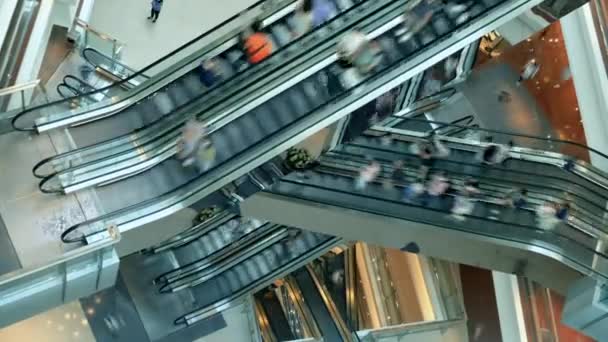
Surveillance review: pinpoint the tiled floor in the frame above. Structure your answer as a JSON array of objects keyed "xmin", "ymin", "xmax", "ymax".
[
  {"xmin": 89, "ymin": 0, "xmax": 259, "ymax": 70},
  {"xmin": 0, "ymin": 301, "xmax": 96, "ymax": 342}
]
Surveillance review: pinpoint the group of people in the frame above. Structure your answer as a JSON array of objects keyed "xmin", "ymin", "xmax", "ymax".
[{"xmin": 354, "ymin": 134, "xmax": 572, "ymax": 228}]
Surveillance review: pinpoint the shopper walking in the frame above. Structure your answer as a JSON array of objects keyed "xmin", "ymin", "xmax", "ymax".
[{"xmin": 148, "ymin": 0, "xmax": 163, "ymax": 23}]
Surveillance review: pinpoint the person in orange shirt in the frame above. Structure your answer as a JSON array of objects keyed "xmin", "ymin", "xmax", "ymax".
[{"xmin": 242, "ymin": 21, "xmax": 273, "ymax": 64}]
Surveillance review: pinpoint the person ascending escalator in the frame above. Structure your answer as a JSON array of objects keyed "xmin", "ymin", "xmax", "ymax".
[
  {"xmin": 242, "ymin": 20, "xmax": 273, "ymax": 64},
  {"xmin": 292, "ymin": 0, "xmax": 337, "ymax": 38},
  {"xmin": 396, "ymin": 0, "xmax": 470, "ymax": 43},
  {"xmin": 177, "ymin": 119, "xmax": 207, "ymax": 167}
]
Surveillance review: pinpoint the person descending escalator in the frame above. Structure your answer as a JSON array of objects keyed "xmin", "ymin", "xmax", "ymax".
[
  {"xmin": 196, "ymin": 138, "xmax": 217, "ymax": 172},
  {"xmin": 337, "ymin": 31, "xmax": 384, "ymax": 89},
  {"xmin": 501, "ymin": 188, "xmax": 529, "ymax": 209},
  {"xmin": 395, "ymin": 0, "xmax": 438, "ymax": 42},
  {"xmin": 355, "ymin": 159, "xmax": 381, "ymax": 190},
  {"xmin": 536, "ymin": 201, "xmax": 559, "ymax": 231},
  {"xmin": 411, "ymin": 134, "xmax": 449, "ymax": 178},
  {"xmin": 242, "ymin": 20, "xmax": 273, "ymax": 64},
  {"xmin": 384, "ymin": 160, "xmax": 406, "ymax": 190},
  {"xmin": 477, "ymin": 137, "xmax": 512, "ymax": 165},
  {"xmin": 451, "ymin": 177, "xmax": 480, "ymax": 220},
  {"xmin": 177, "ymin": 119, "xmax": 207, "ymax": 167},
  {"xmin": 422, "ymin": 171, "xmax": 449, "ymax": 208},
  {"xmin": 403, "ymin": 177, "xmax": 426, "ymax": 203},
  {"xmin": 292, "ymin": 0, "xmax": 337, "ymax": 38}
]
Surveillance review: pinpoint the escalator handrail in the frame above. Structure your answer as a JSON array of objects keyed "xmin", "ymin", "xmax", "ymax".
[
  {"xmin": 62, "ymin": 75, "xmax": 97, "ymax": 93},
  {"xmin": 11, "ymin": 0, "xmax": 373, "ymax": 131},
  {"xmin": 39, "ymin": 0, "xmax": 404, "ymax": 192},
  {"xmin": 147, "ymin": 211, "xmax": 236, "ymax": 254},
  {"xmin": 29, "ymin": 0, "xmax": 394, "ymax": 181},
  {"xmin": 270, "ymin": 176, "xmax": 608, "ymax": 282},
  {"xmin": 154, "ymin": 222, "xmax": 277, "ymax": 286},
  {"xmin": 59, "ymin": 0, "xmax": 531, "ymax": 243},
  {"xmin": 342, "ymin": 135, "xmax": 608, "ymax": 219},
  {"xmin": 56, "ymin": 84, "xmax": 81, "ymax": 99},
  {"xmin": 386, "ymin": 115, "xmax": 608, "ymax": 171},
  {"xmin": 430, "ymin": 115, "xmax": 475, "ymax": 136},
  {"xmin": 173, "ymin": 235, "xmax": 342, "ymax": 326},
  {"xmin": 322, "ymin": 150, "xmax": 605, "ymax": 237},
  {"xmin": 303, "ymin": 265, "xmax": 354, "ymax": 341},
  {"xmin": 82, "ymin": 47, "xmax": 148, "ymax": 79},
  {"xmin": 158, "ymin": 226, "xmax": 288, "ymax": 293},
  {"xmin": 10, "ymin": 0, "xmax": 293, "ymax": 131}
]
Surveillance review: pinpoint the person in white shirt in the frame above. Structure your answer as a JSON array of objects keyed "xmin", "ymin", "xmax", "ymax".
[{"xmin": 355, "ymin": 160, "xmax": 381, "ymax": 190}]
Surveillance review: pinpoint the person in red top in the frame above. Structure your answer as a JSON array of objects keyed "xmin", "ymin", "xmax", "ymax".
[{"xmin": 242, "ymin": 21, "xmax": 273, "ymax": 64}]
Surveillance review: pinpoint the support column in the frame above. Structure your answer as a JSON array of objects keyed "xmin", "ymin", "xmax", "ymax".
[
  {"xmin": 492, "ymin": 271, "xmax": 528, "ymax": 342},
  {"xmin": 562, "ymin": 4, "xmax": 608, "ymax": 171},
  {"xmin": 563, "ymin": 277, "xmax": 608, "ymax": 340}
]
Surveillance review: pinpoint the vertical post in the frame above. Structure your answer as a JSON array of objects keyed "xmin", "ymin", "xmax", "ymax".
[{"xmin": 19, "ymin": 89, "xmax": 25, "ymax": 111}]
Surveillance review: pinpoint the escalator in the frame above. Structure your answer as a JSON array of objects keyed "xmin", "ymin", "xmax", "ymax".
[
  {"xmin": 32, "ymin": 0, "xmax": 397, "ymax": 195},
  {"xmin": 81, "ymin": 47, "xmax": 148, "ymax": 89},
  {"xmin": 242, "ymin": 133, "xmax": 608, "ymax": 292},
  {"xmin": 56, "ymin": 75, "xmax": 105, "ymax": 102},
  {"xmin": 12, "ymin": 0, "xmax": 366, "ymax": 136},
  {"xmin": 254, "ymin": 290, "xmax": 296, "ymax": 341},
  {"xmin": 120, "ymin": 210, "xmax": 340, "ymax": 339},
  {"xmin": 55, "ymin": 0, "xmax": 542, "ymax": 244},
  {"xmin": 292, "ymin": 265, "xmax": 354, "ymax": 341}
]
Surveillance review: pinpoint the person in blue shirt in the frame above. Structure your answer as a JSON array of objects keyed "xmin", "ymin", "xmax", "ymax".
[{"xmin": 148, "ymin": 0, "xmax": 163, "ymax": 23}]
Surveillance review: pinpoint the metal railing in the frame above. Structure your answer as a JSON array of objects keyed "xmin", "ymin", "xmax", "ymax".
[
  {"xmin": 70, "ymin": 18, "xmax": 125, "ymax": 61},
  {"xmin": 590, "ymin": 0, "xmax": 608, "ymax": 79},
  {"xmin": 0, "ymin": 79, "xmax": 49, "ymax": 113}
]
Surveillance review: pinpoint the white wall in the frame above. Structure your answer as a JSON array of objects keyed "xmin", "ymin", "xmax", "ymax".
[
  {"xmin": 497, "ymin": 11, "xmax": 549, "ymax": 45},
  {"xmin": 562, "ymin": 4, "xmax": 608, "ymax": 171},
  {"xmin": 88, "ymin": 0, "xmax": 258, "ymax": 69},
  {"xmin": 492, "ymin": 272, "xmax": 528, "ymax": 342},
  {"xmin": 0, "ymin": 0, "xmax": 19, "ymax": 50}
]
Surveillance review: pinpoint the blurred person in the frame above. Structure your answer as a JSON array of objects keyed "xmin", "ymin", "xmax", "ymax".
[
  {"xmin": 148, "ymin": 0, "xmax": 163, "ymax": 23},
  {"xmin": 451, "ymin": 178, "xmax": 479, "ymax": 220},
  {"xmin": 477, "ymin": 137, "xmax": 512, "ymax": 165},
  {"xmin": 502, "ymin": 188, "xmax": 528, "ymax": 209},
  {"xmin": 517, "ymin": 59, "xmax": 540, "ymax": 86},
  {"xmin": 536, "ymin": 201, "xmax": 559, "ymax": 230},
  {"xmin": 396, "ymin": 0, "xmax": 438, "ymax": 42},
  {"xmin": 423, "ymin": 171, "xmax": 449, "ymax": 207},
  {"xmin": 337, "ymin": 31, "xmax": 384, "ymax": 75},
  {"xmin": 293, "ymin": 0, "xmax": 337, "ymax": 37},
  {"xmin": 292, "ymin": 0, "xmax": 314, "ymax": 38},
  {"xmin": 196, "ymin": 138, "xmax": 217, "ymax": 172},
  {"xmin": 355, "ymin": 160, "xmax": 381, "ymax": 190},
  {"xmin": 556, "ymin": 195, "xmax": 572, "ymax": 221},
  {"xmin": 384, "ymin": 160, "xmax": 406, "ymax": 189},
  {"xmin": 177, "ymin": 119, "xmax": 207, "ymax": 167},
  {"xmin": 403, "ymin": 177, "xmax": 426, "ymax": 203},
  {"xmin": 243, "ymin": 20, "xmax": 273, "ymax": 64}
]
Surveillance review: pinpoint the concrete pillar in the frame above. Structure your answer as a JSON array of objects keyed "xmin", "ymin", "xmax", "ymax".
[
  {"xmin": 492, "ymin": 272, "xmax": 528, "ymax": 342},
  {"xmin": 561, "ymin": 4, "xmax": 608, "ymax": 171},
  {"xmin": 562, "ymin": 277, "xmax": 608, "ymax": 340}
]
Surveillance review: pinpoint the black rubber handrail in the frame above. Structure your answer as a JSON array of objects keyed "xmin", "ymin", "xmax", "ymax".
[
  {"xmin": 389, "ymin": 116, "xmax": 608, "ymax": 164},
  {"xmin": 32, "ymin": 0, "xmax": 398, "ymax": 187},
  {"xmin": 330, "ymin": 144, "xmax": 605, "ymax": 231},
  {"xmin": 59, "ymin": 0, "xmax": 513, "ymax": 243},
  {"xmin": 272, "ymin": 175, "xmax": 608, "ymax": 281},
  {"xmin": 11, "ymin": 0, "xmax": 291, "ymax": 131},
  {"xmin": 82, "ymin": 47, "xmax": 148, "ymax": 79},
  {"xmin": 30, "ymin": 0, "xmax": 385, "ymax": 180}
]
